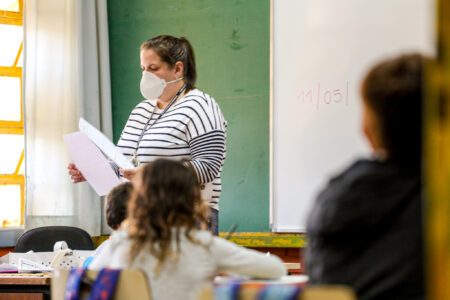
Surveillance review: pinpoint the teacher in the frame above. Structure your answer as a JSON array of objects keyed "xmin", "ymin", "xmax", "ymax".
[{"xmin": 69, "ymin": 35, "xmax": 227, "ymax": 235}]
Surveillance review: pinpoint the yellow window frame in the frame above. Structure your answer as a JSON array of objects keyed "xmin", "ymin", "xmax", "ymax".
[{"xmin": 0, "ymin": 0, "xmax": 24, "ymax": 227}]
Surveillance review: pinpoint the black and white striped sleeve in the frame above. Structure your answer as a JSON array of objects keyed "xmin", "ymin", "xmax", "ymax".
[
  {"xmin": 183, "ymin": 93, "xmax": 227, "ymax": 184},
  {"xmin": 188, "ymin": 130, "xmax": 226, "ymax": 184}
]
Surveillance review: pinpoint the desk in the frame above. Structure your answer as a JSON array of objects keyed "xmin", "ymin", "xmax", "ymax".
[
  {"xmin": 217, "ymin": 233, "xmax": 306, "ymax": 274},
  {"xmin": 0, "ymin": 274, "xmax": 51, "ymax": 300},
  {"xmin": 214, "ymin": 275, "xmax": 308, "ymax": 287},
  {"xmin": 199, "ymin": 275, "xmax": 309, "ymax": 300},
  {"xmin": 285, "ymin": 262, "xmax": 301, "ymax": 272}
]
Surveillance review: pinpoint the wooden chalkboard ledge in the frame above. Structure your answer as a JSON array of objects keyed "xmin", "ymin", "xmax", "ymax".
[
  {"xmin": 218, "ymin": 232, "xmax": 307, "ymax": 248},
  {"xmin": 93, "ymin": 233, "xmax": 307, "ymax": 248}
]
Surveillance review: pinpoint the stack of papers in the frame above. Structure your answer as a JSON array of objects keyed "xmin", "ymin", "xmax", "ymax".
[
  {"xmin": 17, "ymin": 258, "xmax": 52, "ymax": 273},
  {"xmin": 64, "ymin": 118, "xmax": 134, "ymax": 196},
  {"xmin": 0, "ymin": 263, "xmax": 18, "ymax": 273}
]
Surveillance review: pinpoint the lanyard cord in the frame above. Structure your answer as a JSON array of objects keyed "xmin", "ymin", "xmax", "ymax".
[{"xmin": 132, "ymin": 84, "xmax": 187, "ymax": 166}]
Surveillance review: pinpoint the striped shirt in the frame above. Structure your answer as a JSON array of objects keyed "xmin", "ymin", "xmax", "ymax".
[{"xmin": 117, "ymin": 89, "xmax": 227, "ymax": 210}]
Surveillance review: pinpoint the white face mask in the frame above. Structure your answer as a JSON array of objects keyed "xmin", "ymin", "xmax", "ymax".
[{"xmin": 140, "ymin": 71, "xmax": 183, "ymax": 100}]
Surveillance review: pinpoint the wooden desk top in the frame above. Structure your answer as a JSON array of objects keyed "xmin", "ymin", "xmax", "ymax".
[
  {"xmin": 0, "ymin": 273, "xmax": 51, "ymax": 285},
  {"xmin": 214, "ymin": 275, "xmax": 309, "ymax": 287},
  {"xmin": 284, "ymin": 262, "xmax": 301, "ymax": 270}
]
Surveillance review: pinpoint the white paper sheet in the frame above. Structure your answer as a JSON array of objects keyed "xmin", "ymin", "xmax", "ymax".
[
  {"xmin": 18, "ymin": 258, "xmax": 52, "ymax": 273},
  {"xmin": 79, "ymin": 118, "xmax": 134, "ymax": 169},
  {"xmin": 64, "ymin": 131, "xmax": 122, "ymax": 196}
]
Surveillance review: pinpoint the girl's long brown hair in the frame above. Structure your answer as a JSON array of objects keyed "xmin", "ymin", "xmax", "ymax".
[{"xmin": 127, "ymin": 159, "xmax": 209, "ymax": 271}]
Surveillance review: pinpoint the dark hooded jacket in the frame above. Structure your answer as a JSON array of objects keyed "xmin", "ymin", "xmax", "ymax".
[{"xmin": 306, "ymin": 158, "xmax": 424, "ymax": 300}]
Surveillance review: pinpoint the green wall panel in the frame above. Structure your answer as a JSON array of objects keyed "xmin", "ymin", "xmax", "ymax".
[{"xmin": 108, "ymin": 0, "xmax": 270, "ymax": 232}]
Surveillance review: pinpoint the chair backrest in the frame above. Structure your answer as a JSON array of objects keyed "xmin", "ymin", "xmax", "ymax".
[
  {"xmin": 14, "ymin": 226, "xmax": 95, "ymax": 252},
  {"xmin": 52, "ymin": 269, "xmax": 152, "ymax": 300}
]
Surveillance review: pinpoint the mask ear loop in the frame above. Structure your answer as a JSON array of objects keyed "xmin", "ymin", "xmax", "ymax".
[{"xmin": 166, "ymin": 77, "xmax": 184, "ymax": 84}]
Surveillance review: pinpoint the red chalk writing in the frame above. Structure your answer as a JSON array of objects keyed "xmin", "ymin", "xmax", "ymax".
[{"xmin": 297, "ymin": 82, "xmax": 349, "ymax": 110}]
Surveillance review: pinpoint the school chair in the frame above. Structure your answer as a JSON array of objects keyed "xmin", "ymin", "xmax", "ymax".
[
  {"xmin": 51, "ymin": 268, "xmax": 152, "ymax": 300},
  {"xmin": 14, "ymin": 226, "xmax": 95, "ymax": 252}
]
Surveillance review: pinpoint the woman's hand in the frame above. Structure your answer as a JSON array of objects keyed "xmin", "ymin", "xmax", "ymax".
[
  {"xmin": 67, "ymin": 163, "xmax": 86, "ymax": 183},
  {"xmin": 120, "ymin": 166, "xmax": 142, "ymax": 181}
]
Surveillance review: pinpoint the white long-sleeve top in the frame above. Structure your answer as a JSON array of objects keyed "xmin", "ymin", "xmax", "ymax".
[{"xmin": 89, "ymin": 228, "xmax": 286, "ymax": 300}]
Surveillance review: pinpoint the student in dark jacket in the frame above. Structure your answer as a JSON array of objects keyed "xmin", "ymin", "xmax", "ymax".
[{"xmin": 306, "ymin": 53, "xmax": 426, "ymax": 300}]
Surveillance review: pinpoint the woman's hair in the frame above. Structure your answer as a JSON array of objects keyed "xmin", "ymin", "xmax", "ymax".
[
  {"xmin": 127, "ymin": 159, "xmax": 209, "ymax": 270},
  {"xmin": 106, "ymin": 181, "xmax": 133, "ymax": 230},
  {"xmin": 361, "ymin": 53, "xmax": 426, "ymax": 164},
  {"xmin": 141, "ymin": 35, "xmax": 197, "ymax": 92}
]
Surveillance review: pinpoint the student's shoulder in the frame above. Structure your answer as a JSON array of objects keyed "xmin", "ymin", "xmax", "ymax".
[
  {"xmin": 328, "ymin": 158, "xmax": 388, "ymax": 186},
  {"xmin": 190, "ymin": 229, "xmax": 215, "ymax": 245},
  {"xmin": 317, "ymin": 158, "xmax": 416, "ymax": 210},
  {"xmin": 88, "ymin": 230, "xmax": 131, "ymax": 270},
  {"xmin": 189, "ymin": 229, "xmax": 236, "ymax": 251},
  {"xmin": 337, "ymin": 158, "xmax": 379, "ymax": 177},
  {"xmin": 331, "ymin": 158, "xmax": 413, "ymax": 187},
  {"xmin": 109, "ymin": 229, "xmax": 133, "ymax": 248},
  {"xmin": 314, "ymin": 159, "xmax": 382, "ymax": 205},
  {"xmin": 307, "ymin": 160, "xmax": 380, "ymax": 235}
]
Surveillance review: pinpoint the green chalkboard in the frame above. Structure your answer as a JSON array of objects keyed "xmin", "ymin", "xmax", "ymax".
[{"xmin": 107, "ymin": 0, "xmax": 270, "ymax": 232}]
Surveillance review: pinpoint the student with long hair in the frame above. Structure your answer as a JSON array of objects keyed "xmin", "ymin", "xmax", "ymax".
[{"xmin": 90, "ymin": 159, "xmax": 286, "ymax": 300}]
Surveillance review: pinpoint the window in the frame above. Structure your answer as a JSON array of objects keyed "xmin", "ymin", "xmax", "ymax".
[{"xmin": 0, "ymin": 0, "xmax": 24, "ymax": 227}]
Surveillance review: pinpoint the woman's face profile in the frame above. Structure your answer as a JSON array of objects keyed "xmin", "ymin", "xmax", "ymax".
[{"xmin": 140, "ymin": 48, "xmax": 177, "ymax": 82}]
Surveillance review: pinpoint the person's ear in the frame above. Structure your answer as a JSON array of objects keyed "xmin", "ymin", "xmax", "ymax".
[
  {"xmin": 174, "ymin": 61, "xmax": 184, "ymax": 78},
  {"xmin": 363, "ymin": 118, "xmax": 378, "ymax": 151},
  {"xmin": 362, "ymin": 103, "xmax": 384, "ymax": 152}
]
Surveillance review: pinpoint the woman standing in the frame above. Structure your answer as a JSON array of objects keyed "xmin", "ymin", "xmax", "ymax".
[{"xmin": 69, "ymin": 35, "xmax": 227, "ymax": 234}]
